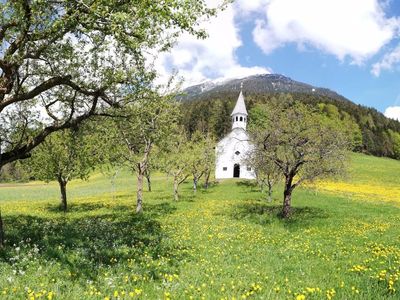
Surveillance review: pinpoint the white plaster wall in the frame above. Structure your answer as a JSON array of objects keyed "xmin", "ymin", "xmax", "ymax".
[{"xmin": 215, "ymin": 128, "xmax": 256, "ymax": 180}]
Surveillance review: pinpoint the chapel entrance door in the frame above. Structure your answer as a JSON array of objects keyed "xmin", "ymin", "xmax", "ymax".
[{"xmin": 233, "ymin": 164, "xmax": 240, "ymax": 178}]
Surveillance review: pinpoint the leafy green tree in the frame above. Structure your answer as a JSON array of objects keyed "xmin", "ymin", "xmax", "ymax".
[
  {"xmin": 188, "ymin": 132, "xmax": 216, "ymax": 193},
  {"xmin": 0, "ymin": 0, "xmax": 218, "ymax": 169},
  {"xmin": 0, "ymin": 161, "xmax": 29, "ymax": 182},
  {"xmin": 162, "ymin": 130, "xmax": 192, "ymax": 201},
  {"xmin": 341, "ymin": 112, "xmax": 363, "ymax": 151},
  {"xmin": 318, "ymin": 103, "xmax": 362, "ymax": 151},
  {"xmin": 389, "ymin": 130, "xmax": 400, "ymax": 159},
  {"xmin": 202, "ymin": 135, "xmax": 216, "ymax": 189},
  {"xmin": 360, "ymin": 113, "xmax": 376, "ymax": 130},
  {"xmin": 318, "ymin": 103, "xmax": 340, "ymax": 119},
  {"xmin": 143, "ymin": 146, "xmax": 161, "ymax": 192},
  {"xmin": 249, "ymin": 95, "xmax": 351, "ymax": 218},
  {"xmin": 245, "ymin": 147, "xmax": 280, "ymax": 202},
  {"xmin": 380, "ymin": 131, "xmax": 394, "ymax": 157},
  {"xmin": 28, "ymin": 128, "xmax": 96, "ymax": 212},
  {"xmin": 110, "ymin": 94, "xmax": 179, "ymax": 213}
]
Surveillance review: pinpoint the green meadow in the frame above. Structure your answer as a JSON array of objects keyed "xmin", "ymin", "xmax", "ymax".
[{"xmin": 0, "ymin": 153, "xmax": 400, "ymax": 300}]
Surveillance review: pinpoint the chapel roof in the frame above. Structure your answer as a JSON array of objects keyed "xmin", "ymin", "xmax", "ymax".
[{"xmin": 231, "ymin": 90, "xmax": 248, "ymax": 116}]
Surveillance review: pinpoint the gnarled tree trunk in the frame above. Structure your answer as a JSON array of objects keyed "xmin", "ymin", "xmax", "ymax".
[
  {"xmin": 193, "ymin": 170, "xmax": 204, "ymax": 193},
  {"xmin": 57, "ymin": 176, "xmax": 68, "ymax": 212},
  {"xmin": 145, "ymin": 169, "xmax": 151, "ymax": 192},
  {"xmin": 203, "ymin": 169, "xmax": 211, "ymax": 189},
  {"xmin": 136, "ymin": 168, "xmax": 144, "ymax": 214},
  {"xmin": 173, "ymin": 179, "xmax": 179, "ymax": 201},
  {"xmin": 282, "ymin": 190, "xmax": 292, "ymax": 218},
  {"xmin": 136, "ymin": 143, "xmax": 151, "ymax": 213},
  {"xmin": 267, "ymin": 176, "xmax": 273, "ymax": 202},
  {"xmin": 282, "ymin": 175, "xmax": 294, "ymax": 218},
  {"xmin": 193, "ymin": 176, "xmax": 198, "ymax": 193}
]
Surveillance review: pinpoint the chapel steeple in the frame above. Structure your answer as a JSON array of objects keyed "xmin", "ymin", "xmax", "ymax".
[{"xmin": 231, "ymin": 83, "xmax": 248, "ymax": 130}]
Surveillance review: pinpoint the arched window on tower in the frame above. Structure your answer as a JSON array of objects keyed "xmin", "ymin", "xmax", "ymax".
[
  {"xmin": 240, "ymin": 116, "xmax": 243, "ymax": 121},
  {"xmin": 236, "ymin": 116, "xmax": 238, "ymax": 121}
]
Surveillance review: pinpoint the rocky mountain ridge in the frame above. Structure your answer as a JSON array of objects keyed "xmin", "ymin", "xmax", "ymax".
[{"xmin": 181, "ymin": 74, "xmax": 350, "ymax": 104}]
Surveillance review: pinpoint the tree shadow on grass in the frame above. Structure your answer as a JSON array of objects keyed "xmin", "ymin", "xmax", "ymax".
[
  {"xmin": 235, "ymin": 180, "xmax": 260, "ymax": 193},
  {"xmin": 196, "ymin": 182, "xmax": 219, "ymax": 196},
  {"xmin": 0, "ymin": 202, "xmax": 181, "ymax": 282},
  {"xmin": 178, "ymin": 193, "xmax": 196, "ymax": 202},
  {"xmin": 45, "ymin": 202, "xmax": 108, "ymax": 213},
  {"xmin": 236, "ymin": 180, "xmax": 258, "ymax": 188},
  {"xmin": 202, "ymin": 181, "xmax": 219, "ymax": 190},
  {"xmin": 183, "ymin": 182, "xmax": 220, "ymax": 198},
  {"xmin": 231, "ymin": 202, "xmax": 330, "ymax": 229}
]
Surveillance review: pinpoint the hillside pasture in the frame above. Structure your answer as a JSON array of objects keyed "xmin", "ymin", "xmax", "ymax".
[
  {"xmin": 0, "ymin": 154, "xmax": 400, "ymax": 299},
  {"xmin": 314, "ymin": 153, "xmax": 400, "ymax": 204}
]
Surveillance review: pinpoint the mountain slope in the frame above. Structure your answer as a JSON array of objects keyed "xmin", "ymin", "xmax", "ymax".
[
  {"xmin": 181, "ymin": 74, "xmax": 350, "ymax": 104},
  {"xmin": 179, "ymin": 74, "xmax": 400, "ymax": 159}
]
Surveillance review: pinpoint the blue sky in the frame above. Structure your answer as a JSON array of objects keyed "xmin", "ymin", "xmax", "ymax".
[{"xmin": 155, "ymin": 0, "xmax": 400, "ymax": 119}]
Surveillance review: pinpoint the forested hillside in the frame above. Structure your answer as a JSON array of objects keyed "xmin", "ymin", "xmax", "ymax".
[{"xmin": 180, "ymin": 89, "xmax": 400, "ymax": 159}]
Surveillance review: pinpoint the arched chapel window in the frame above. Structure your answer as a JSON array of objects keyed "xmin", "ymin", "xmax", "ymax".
[{"xmin": 240, "ymin": 116, "xmax": 243, "ymax": 121}]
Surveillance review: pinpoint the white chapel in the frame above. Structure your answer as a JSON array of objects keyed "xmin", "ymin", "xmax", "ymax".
[{"xmin": 215, "ymin": 88, "xmax": 256, "ymax": 180}]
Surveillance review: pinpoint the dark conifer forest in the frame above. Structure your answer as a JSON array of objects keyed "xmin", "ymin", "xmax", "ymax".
[{"xmin": 180, "ymin": 90, "xmax": 400, "ymax": 159}]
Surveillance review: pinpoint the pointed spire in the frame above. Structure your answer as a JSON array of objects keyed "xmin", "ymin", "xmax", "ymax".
[{"xmin": 231, "ymin": 84, "xmax": 247, "ymax": 116}]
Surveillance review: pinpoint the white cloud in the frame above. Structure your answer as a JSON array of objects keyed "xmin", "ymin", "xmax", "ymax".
[
  {"xmin": 151, "ymin": 0, "xmax": 400, "ymax": 87},
  {"xmin": 153, "ymin": 3, "xmax": 271, "ymax": 88},
  {"xmin": 234, "ymin": 0, "xmax": 269, "ymax": 15},
  {"xmin": 251, "ymin": 0, "xmax": 399, "ymax": 64},
  {"xmin": 371, "ymin": 44, "xmax": 400, "ymax": 76},
  {"xmin": 384, "ymin": 106, "xmax": 400, "ymax": 121}
]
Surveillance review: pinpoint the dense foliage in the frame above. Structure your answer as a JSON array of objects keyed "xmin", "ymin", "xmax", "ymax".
[
  {"xmin": 26, "ymin": 127, "xmax": 97, "ymax": 211},
  {"xmin": 180, "ymin": 91, "xmax": 400, "ymax": 159},
  {"xmin": 99, "ymin": 93, "xmax": 180, "ymax": 213},
  {"xmin": 248, "ymin": 95, "xmax": 351, "ymax": 217},
  {"xmin": 0, "ymin": 0, "xmax": 216, "ymax": 168}
]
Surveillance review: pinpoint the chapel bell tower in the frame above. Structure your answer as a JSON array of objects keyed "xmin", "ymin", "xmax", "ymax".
[{"xmin": 231, "ymin": 83, "xmax": 248, "ymax": 130}]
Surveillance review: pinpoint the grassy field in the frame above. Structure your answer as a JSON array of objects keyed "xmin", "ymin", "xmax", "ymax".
[{"xmin": 0, "ymin": 153, "xmax": 400, "ymax": 299}]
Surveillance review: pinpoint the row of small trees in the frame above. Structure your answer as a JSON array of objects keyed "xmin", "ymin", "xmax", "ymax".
[
  {"xmin": 26, "ymin": 91, "xmax": 216, "ymax": 214},
  {"xmin": 0, "ymin": 0, "xmax": 220, "ymax": 248},
  {"xmin": 0, "ymin": 0, "xmax": 354, "ymax": 248},
  {"xmin": 10, "ymin": 92, "xmax": 352, "ymax": 221},
  {"xmin": 3, "ymin": 92, "xmax": 351, "ymax": 226}
]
